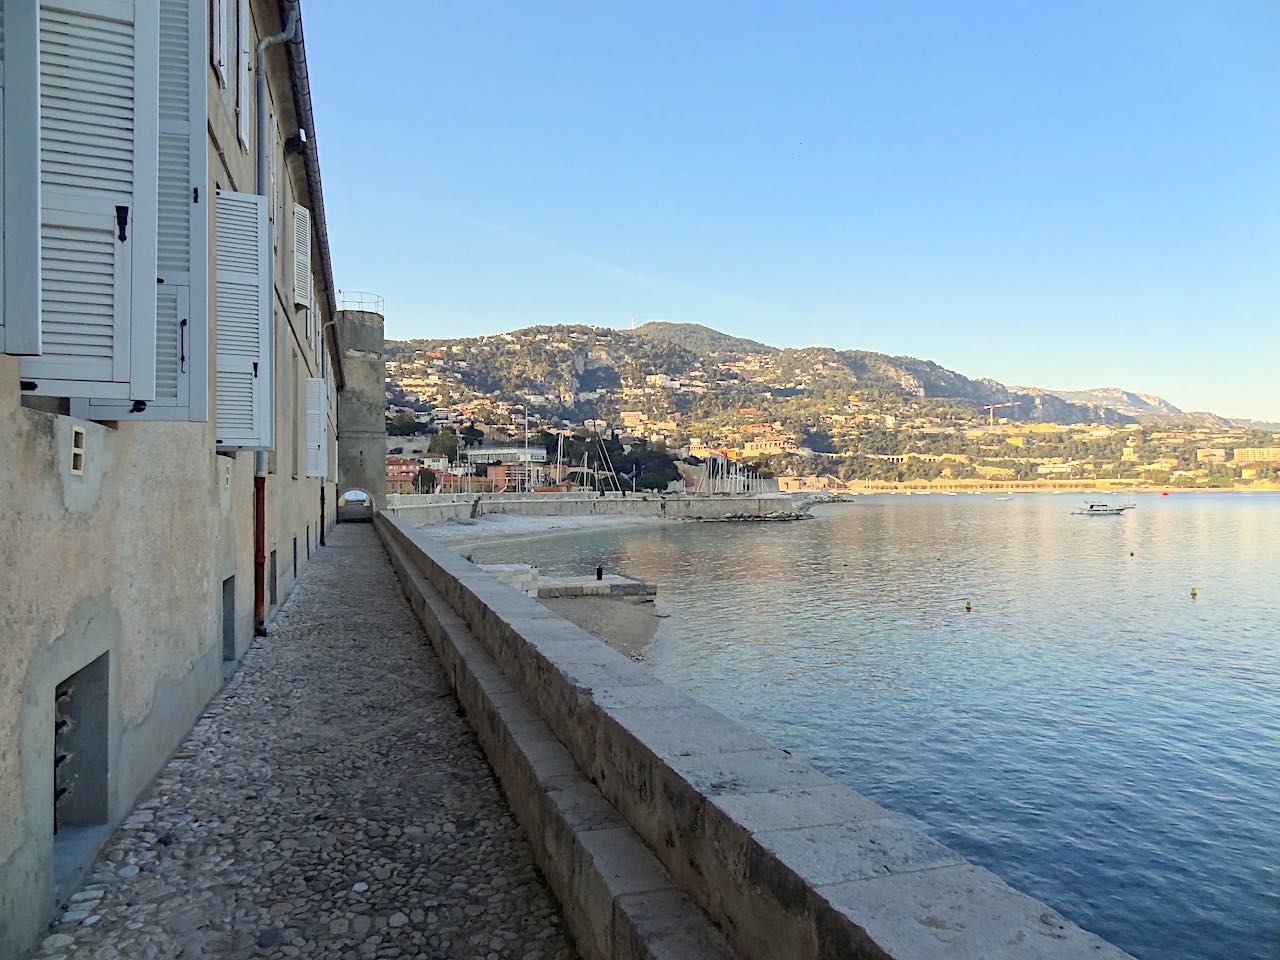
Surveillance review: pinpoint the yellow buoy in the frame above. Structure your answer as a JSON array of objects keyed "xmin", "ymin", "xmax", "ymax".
[
  {"xmin": 1190, "ymin": 587, "xmax": 1198, "ymax": 599},
  {"xmin": 964, "ymin": 600, "xmax": 972, "ymax": 612}
]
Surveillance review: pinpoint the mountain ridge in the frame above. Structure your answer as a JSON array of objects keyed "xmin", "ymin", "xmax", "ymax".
[{"xmin": 389, "ymin": 320, "xmax": 1210, "ymax": 425}]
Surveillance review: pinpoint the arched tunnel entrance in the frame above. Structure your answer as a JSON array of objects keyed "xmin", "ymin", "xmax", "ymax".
[{"xmin": 337, "ymin": 489, "xmax": 375, "ymax": 524}]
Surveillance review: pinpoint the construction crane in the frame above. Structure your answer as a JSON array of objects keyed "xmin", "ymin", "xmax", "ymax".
[{"xmin": 982, "ymin": 401, "xmax": 1021, "ymax": 426}]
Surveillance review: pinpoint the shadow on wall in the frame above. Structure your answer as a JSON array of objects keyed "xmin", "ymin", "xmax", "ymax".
[{"xmin": 337, "ymin": 489, "xmax": 374, "ymax": 524}]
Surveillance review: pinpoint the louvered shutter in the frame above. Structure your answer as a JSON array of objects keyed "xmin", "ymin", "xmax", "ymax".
[
  {"xmin": 292, "ymin": 202, "xmax": 310, "ymax": 309},
  {"xmin": 304, "ymin": 376, "xmax": 326, "ymax": 477},
  {"xmin": 22, "ymin": 0, "xmax": 158, "ymax": 401},
  {"xmin": 81, "ymin": 0, "xmax": 208, "ymax": 421},
  {"xmin": 214, "ymin": 188, "xmax": 271, "ymax": 447},
  {"xmin": 210, "ymin": 0, "xmax": 226, "ymax": 87},
  {"xmin": 1, "ymin": 0, "xmax": 42, "ymax": 355}
]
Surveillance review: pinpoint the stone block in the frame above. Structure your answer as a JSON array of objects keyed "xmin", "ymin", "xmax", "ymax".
[
  {"xmin": 812, "ymin": 863, "xmax": 1133, "ymax": 960},
  {"xmin": 612, "ymin": 889, "xmax": 736, "ymax": 960},
  {"xmin": 754, "ymin": 817, "xmax": 965, "ymax": 887}
]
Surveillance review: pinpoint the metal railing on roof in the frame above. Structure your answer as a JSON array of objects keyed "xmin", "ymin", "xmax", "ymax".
[{"xmin": 336, "ymin": 290, "xmax": 385, "ymax": 315}]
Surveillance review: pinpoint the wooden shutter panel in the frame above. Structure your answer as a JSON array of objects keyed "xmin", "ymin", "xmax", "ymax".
[
  {"xmin": 210, "ymin": 0, "xmax": 226, "ymax": 87},
  {"xmin": 1, "ymin": 0, "xmax": 41, "ymax": 355},
  {"xmin": 22, "ymin": 0, "xmax": 158, "ymax": 400},
  {"xmin": 304, "ymin": 376, "xmax": 326, "ymax": 477},
  {"xmin": 214, "ymin": 188, "xmax": 272, "ymax": 448},
  {"xmin": 81, "ymin": 0, "xmax": 208, "ymax": 421},
  {"xmin": 292, "ymin": 202, "xmax": 310, "ymax": 309}
]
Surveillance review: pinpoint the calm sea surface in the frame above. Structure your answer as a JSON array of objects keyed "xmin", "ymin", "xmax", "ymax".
[{"xmin": 466, "ymin": 494, "xmax": 1280, "ymax": 960}]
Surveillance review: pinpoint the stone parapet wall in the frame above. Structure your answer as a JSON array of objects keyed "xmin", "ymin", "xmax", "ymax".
[
  {"xmin": 386, "ymin": 493, "xmax": 802, "ymax": 526},
  {"xmin": 375, "ymin": 511, "xmax": 1132, "ymax": 960}
]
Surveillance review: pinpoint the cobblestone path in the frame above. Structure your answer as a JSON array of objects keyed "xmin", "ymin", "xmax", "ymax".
[{"xmin": 30, "ymin": 524, "xmax": 577, "ymax": 960}]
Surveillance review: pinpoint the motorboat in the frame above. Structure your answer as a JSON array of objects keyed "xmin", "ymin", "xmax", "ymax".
[{"xmin": 1072, "ymin": 501, "xmax": 1135, "ymax": 516}]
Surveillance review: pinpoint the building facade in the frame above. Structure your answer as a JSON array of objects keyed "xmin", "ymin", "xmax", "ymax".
[{"xmin": 0, "ymin": 1, "xmax": 365, "ymax": 953}]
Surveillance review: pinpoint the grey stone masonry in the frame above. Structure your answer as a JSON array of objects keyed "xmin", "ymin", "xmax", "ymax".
[{"xmin": 25, "ymin": 524, "xmax": 576, "ymax": 960}]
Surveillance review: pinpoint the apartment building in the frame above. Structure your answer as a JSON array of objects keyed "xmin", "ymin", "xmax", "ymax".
[{"xmin": 0, "ymin": 1, "xmax": 361, "ymax": 952}]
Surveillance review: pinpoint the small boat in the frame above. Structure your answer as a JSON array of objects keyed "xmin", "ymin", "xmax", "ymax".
[
  {"xmin": 994, "ymin": 496, "xmax": 1013, "ymax": 501},
  {"xmin": 1072, "ymin": 501, "xmax": 1135, "ymax": 516}
]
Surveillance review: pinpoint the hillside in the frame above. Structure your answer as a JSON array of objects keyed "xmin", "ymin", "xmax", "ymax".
[
  {"xmin": 385, "ymin": 321, "xmax": 1273, "ymax": 487},
  {"xmin": 388, "ymin": 322, "xmax": 1132, "ymax": 425}
]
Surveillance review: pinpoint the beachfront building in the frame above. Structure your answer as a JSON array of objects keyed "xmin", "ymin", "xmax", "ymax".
[{"xmin": 0, "ymin": 2, "xmax": 374, "ymax": 952}]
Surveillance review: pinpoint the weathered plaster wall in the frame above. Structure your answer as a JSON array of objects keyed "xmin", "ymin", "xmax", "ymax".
[
  {"xmin": 336, "ymin": 309, "xmax": 387, "ymax": 510},
  {"xmin": 0, "ymin": 2, "xmax": 342, "ymax": 954},
  {"xmin": 0, "ymin": 355, "xmax": 240, "ymax": 955}
]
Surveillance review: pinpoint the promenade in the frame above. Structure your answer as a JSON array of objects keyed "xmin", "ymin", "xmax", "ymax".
[{"xmin": 28, "ymin": 525, "xmax": 576, "ymax": 960}]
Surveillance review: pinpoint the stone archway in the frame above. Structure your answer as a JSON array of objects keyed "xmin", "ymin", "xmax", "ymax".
[{"xmin": 337, "ymin": 488, "xmax": 375, "ymax": 523}]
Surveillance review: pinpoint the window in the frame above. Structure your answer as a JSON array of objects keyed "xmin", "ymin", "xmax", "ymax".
[
  {"xmin": 79, "ymin": 0, "xmax": 210, "ymax": 423},
  {"xmin": 236, "ymin": 0, "xmax": 249, "ymax": 150},
  {"xmin": 53, "ymin": 653, "xmax": 110, "ymax": 889},
  {"xmin": 291, "ymin": 350, "xmax": 300, "ymax": 478},
  {"xmin": 305, "ymin": 377, "xmax": 327, "ymax": 477},
  {"xmin": 293, "ymin": 204, "xmax": 312, "ymax": 310},
  {"xmin": 1, "ymin": 1, "xmax": 41, "ymax": 356},
  {"xmin": 213, "ymin": 190, "xmax": 272, "ymax": 448},
  {"xmin": 21, "ymin": 1, "xmax": 160, "ymax": 401},
  {"xmin": 70, "ymin": 427, "xmax": 86, "ymax": 476},
  {"xmin": 221, "ymin": 576, "xmax": 236, "ymax": 661},
  {"xmin": 211, "ymin": 0, "xmax": 230, "ymax": 88}
]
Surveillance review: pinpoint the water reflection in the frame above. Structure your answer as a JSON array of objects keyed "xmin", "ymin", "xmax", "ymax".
[{"xmin": 467, "ymin": 494, "xmax": 1280, "ymax": 960}]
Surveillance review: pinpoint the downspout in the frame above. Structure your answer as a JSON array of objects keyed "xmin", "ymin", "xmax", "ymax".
[{"xmin": 251, "ymin": 10, "xmax": 299, "ymax": 636}]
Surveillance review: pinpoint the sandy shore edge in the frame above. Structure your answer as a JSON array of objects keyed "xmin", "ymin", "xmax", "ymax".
[{"xmin": 415, "ymin": 512, "xmax": 676, "ymax": 548}]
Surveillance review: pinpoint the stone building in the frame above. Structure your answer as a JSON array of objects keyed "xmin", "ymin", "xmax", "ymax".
[{"xmin": 0, "ymin": 1, "xmax": 376, "ymax": 953}]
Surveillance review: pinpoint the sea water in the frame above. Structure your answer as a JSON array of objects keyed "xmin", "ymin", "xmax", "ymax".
[{"xmin": 466, "ymin": 493, "xmax": 1280, "ymax": 960}]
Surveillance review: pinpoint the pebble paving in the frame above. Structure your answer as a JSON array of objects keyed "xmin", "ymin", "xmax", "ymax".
[{"xmin": 29, "ymin": 523, "xmax": 578, "ymax": 960}]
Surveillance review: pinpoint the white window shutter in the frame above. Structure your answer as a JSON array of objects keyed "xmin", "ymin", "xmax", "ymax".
[
  {"xmin": 22, "ymin": 0, "xmax": 158, "ymax": 401},
  {"xmin": 304, "ymin": 376, "xmax": 326, "ymax": 477},
  {"xmin": 210, "ymin": 0, "xmax": 227, "ymax": 87},
  {"xmin": 80, "ymin": 0, "xmax": 208, "ymax": 421},
  {"xmin": 214, "ymin": 189, "xmax": 272, "ymax": 448},
  {"xmin": 293, "ymin": 202, "xmax": 310, "ymax": 310},
  {"xmin": 1, "ymin": 0, "xmax": 42, "ymax": 355},
  {"xmin": 235, "ymin": 0, "xmax": 247, "ymax": 149}
]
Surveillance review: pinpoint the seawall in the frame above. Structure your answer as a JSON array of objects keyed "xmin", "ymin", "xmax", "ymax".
[
  {"xmin": 374, "ymin": 509, "xmax": 1133, "ymax": 960},
  {"xmin": 385, "ymin": 492, "xmax": 805, "ymax": 526}
]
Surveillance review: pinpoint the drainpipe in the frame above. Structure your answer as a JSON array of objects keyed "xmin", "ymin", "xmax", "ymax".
[{"xmin": 251, "ymin": 10, "xmax": 299, "ymax": 635}]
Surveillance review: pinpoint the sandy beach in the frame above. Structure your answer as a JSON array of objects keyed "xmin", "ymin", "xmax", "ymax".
[
  {"xmin": 415, "ymin": 512, "xmax": 676, "ymax": 547},
  {"xmin": 412, "ymin": 513, "xmax": 674, "ymax": 660}
]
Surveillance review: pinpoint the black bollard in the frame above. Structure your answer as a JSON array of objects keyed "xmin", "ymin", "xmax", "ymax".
[{"xmin": 596, "ymin": 566, "xmax": 603, "ymax": 581}]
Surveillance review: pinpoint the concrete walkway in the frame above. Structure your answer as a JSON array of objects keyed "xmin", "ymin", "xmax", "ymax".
[{"xmin": 29, "ymin": 524, "xmax": 577, "ymax": 960}]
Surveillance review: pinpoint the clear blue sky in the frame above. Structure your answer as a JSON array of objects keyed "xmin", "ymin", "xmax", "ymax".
[{"xmin": 305, "ymin": 1, "xmax": 1279, "ymax": 419}]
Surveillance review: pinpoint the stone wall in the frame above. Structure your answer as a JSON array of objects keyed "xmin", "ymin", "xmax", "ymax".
[
  {"xmin": 375, "ymin": 510, "xmax": 1133, "ymax": 960},
  {"xmin": 385, "ymin": 493, "xmax": 805, "ymax": 526},
  {"xmin": 336, "ymin": 309, "xmax": 388, "ymax": 510}
]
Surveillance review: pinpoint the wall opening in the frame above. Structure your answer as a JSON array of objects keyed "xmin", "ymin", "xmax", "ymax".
[
  {"xmin": 292, "ymin": 537, "xmax": 298, "ymax": 578},
  {"xmin": 221, "ymin": 576, "xmax": 236, "ymax": 661},
  {"xmin": 269, "ymin": 550, "xmax": 278, "ymax": 606},
  {"xmin": 306, "ymin": 525, "xmax": 311, "ymax": 560},
  {"xmin": 337, "ymin": 488, "xmax": 374, "ymax": 523},
  {"xmin": 53, "ymin": 652, "xmax": 110, "ymax": 895}
]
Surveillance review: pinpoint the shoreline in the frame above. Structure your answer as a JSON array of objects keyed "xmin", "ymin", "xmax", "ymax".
[{"xmin": 416, "ymin": 512, "xmax": 677, "ymax": 549}]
